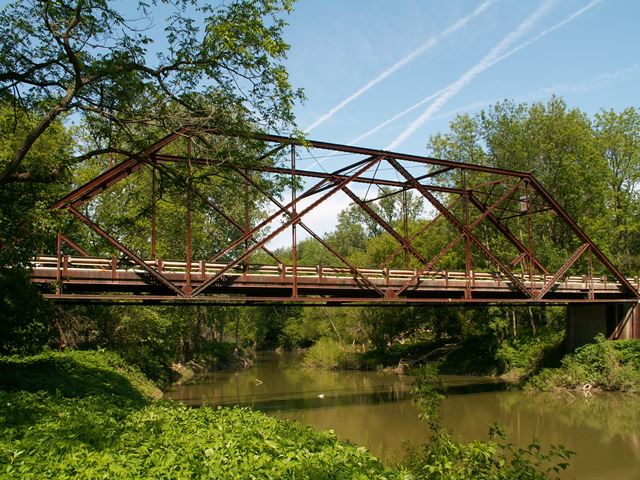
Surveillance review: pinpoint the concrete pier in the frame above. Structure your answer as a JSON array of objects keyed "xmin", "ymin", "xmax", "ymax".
[{"xmin": 566, "ymin": 303, "xmax": 640, "ymax": 349}]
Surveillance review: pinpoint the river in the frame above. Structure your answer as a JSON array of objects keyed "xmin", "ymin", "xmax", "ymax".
[{"xmin": 166, "ymin": 352, "xmax": 640, "ymax": 479}]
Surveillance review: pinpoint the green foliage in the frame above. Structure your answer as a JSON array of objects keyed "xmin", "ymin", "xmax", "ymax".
[
  {"xmin": 303, "ymin": 338, "xmax": 361, "ymax": 370},
  {"xmin": 0, "ymin": 350, "xmax": 399, "ymax": 479},
  {"xmin": 191, "ymin": 340, "xmax": 237, "ymax": 368},
  {"xmin": 281, "ymin": 311, "xmax": 326, "ymax": 348},
  {"xmin": 405, "ymin": 367, "xmax": 574, "ymax": 480},
  {"xmin": 527, "ymin": 336, "xmax": 640, "ymax": 392},
  {"xmin": 427, "ymin": 99, "xmax": 640, "ymax": 274},
  {"xmin": 437, "ymin": 334, "xmax": 500, "ymax": 376},
  {"xmin": 0, "ymin": 99, "xmax": 72, "ymax": 267},
  {"xmin": 0, "ymin": 268, "xmax": 55, "ymax": 355},
  {"xmin": 0, "ymin": 0, "xmax": 302, "ymax": 184},
  {"xmin": 494, "ymin": 331, "xmax": 565, "ymax": 376},
  {"xmin": 0, "ymin": 349, "xmax": 161, "ymax": 403}
]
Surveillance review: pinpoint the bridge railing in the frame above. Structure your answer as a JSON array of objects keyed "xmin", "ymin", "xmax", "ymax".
[{"xmin": 31, "ymin": 255, "xmax": 640, "ymax": 292}]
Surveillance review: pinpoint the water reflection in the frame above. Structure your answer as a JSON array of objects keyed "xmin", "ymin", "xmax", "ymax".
[{"xmin": 166, "ymin": 352, "xmax": 640, "ymax": 479}]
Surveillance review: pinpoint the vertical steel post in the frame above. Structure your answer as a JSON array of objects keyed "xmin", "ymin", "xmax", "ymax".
[
  {"xmin": 56, "ymin": 233, "xmax": 62, "ymax": 294},
  {"xmin": 402, "ymin": 188, "xmax": 409, "ymax": 268},
  {"xmin": 462, "ymin": 170, "xmax": 472, "ymax": 299},
  {"xmin": 184, "ymin": 139, "xmax": 193, "ymax": 296},
  {"xmin": 151, "ymin": 158, "xmax": 157, "ymax": 260},
  {"xmin": 291, "ymin": 144, "xmax": 298, "ymax": 298},
  {"xmin": 525, "ymin": 180, "xmax": 533, "ymax": 285},
  {"xmin": 588, "ymin": 249, "xmax": 594, "ymax": 300},
  {"xmin": 243, "ymin": 170, "xmax": 249, "ymax": 275}
]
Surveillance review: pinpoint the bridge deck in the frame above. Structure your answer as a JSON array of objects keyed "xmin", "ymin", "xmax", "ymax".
[{"xmin": 31, "ymin": 256, "xmax": 640, "ymax": 305}]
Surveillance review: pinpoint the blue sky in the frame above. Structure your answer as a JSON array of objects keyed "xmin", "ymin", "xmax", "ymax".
[
  {"xmin": 284, "ymin": 0, "xmax": 639, "ymax": 156},
  {"xmin": 271, "ymin": 0, "xmax": 640, "ymax": 246},
  {"xmin": 4, "ymin": 0, "xmax": 637, "ymax": 248}
]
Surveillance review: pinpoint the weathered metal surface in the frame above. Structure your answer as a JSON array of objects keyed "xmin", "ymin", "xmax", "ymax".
[
  {"xmin": 31, "ymin": 256, "xmax": 640, "ymax": 304},
  {"xmin": 35, "ymin": 127, "xmax": 639, "ymax": 309}
]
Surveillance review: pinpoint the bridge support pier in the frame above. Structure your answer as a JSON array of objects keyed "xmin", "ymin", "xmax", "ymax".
[{"xmin": 566, "ymin": 303, "xmax": 640, "ymax": 350}]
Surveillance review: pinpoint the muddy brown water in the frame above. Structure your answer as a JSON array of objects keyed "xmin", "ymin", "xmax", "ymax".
[{"xmin": 166, "ymin": 352, "xmax": 640, "ymax": 479}]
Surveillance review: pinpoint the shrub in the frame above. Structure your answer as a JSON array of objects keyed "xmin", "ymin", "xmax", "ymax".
[
  {"xmin": 437, "ymin": 334, "xmax": 500, "ymax": 375},
  {"xmin": 526, "ymin": 336, "xmax": 640, "ymax": 392},
  {"xmin": 0, "ymin": 349, "xmax": 400, "ymax": 479},
  {"xmin": 0, "ymin": 349, "xmax": 161, "ymax": 402},
  {"xmin": 303, "ymin": 338, "xmax": 361, "ymax": 370},
  {"xmin": 495, "ymin": 331, "xmax": 565, "ymax": 376},
  {"xmin": 405, "ymin": 366, "xmax": 574, "ymax": 480}
]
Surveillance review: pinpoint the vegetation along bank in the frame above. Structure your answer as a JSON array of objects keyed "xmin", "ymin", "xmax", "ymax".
[{"xmin": 1, "ymin": 349, "xmax": 579, "ymax": 479}]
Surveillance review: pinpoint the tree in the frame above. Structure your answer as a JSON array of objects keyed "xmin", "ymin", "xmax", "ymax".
[
  {"xmin": 427, "ymin": 97, "xmax": 614, "ymax": 267},
  {"xmin": 0, "ymin": 0, "xmax": 303, "ymax": 356},
  {"xmin": 594, "ymin": 108, "xmax": 640, "ymax": 272},
  {"xmin": 0, "ymin": 0, "xmax": 302, "ymax": 185}
]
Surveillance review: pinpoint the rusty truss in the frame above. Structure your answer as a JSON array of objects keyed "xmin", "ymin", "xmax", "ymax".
[{"xmin": 32, "ymin": 127, "xmax": 640, "ymax": 305}]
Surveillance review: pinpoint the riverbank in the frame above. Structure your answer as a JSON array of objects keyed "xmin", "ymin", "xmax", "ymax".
[
  {"xmin": 302, "ymin": 331, "xmax": 566, "ymax": 381},
  {"xmin": 525, "ymin": 336, "xmax": 640, "ymax": 393},
  {"xmin": 302, "ymin": 334, "xmax": 640, "ymax": 394},
  {"xmin": 0, "ymin": 350, "xmax": 396, "ymax": 479}
]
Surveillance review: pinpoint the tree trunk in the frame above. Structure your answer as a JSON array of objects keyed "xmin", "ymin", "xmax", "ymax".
[{"xmin": 528, "ymin": 306, "xmax": 537, "ymax": 337}]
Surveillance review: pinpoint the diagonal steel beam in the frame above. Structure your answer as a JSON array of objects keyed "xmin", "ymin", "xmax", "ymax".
[
  {"xmin": 67, "ymin": 206, "xmax": 185, "ymax": 297},
  {"xmin": 51, "ymin": 128, "xmax": 192, "ymax": 210},
  {"xmin": 340, "ymin": 186, "xmax": 429, "ymax": 265},
  {"xmin": 191, "ymin": 156, "xmax": 382, "ymax": 297},
  {"xmin": 415, "ymin": 166, "xmax": 455, "ymax": 181},
  {"xmin": 536, "ymin": 243, "xmax": 590, "ymax": 300},
  {"xmin": 206, "ymin": 174, "xmax": 333, "ymax": 263},
  {"xmin": 58, "ymin": 234, "xmax": 90, "ymax": 257},
  {"xmin": 204, "ymin": 155, "xmax": 384, "ymax": 264},
  {"xmin": 148, "ymin": 162, "xmax": 282, "ymax": 264},
  {"xmin": 361, "ymin": 185, "xmax": 411, "ymax": 204},
  {"xmin": 468, "ymin": 191, "xmax": 549, "ymax": 276},
  {"xmin": 393, "ymin": 179, "xmax": 525, "ymax": 296},
  {"xmin": 231, "ymin": 167, "xmax": 385, "ymax": 296},
  {"xmin": 389, "ymin": 158, "xmax": 534, "ymax": 298},
  {"xmin": 528, "ymin": 176, "xmax": 639, "ymax": 299},
  {"xmin": 381, "ymin": 196, "xmax": 463, "ymax": 268}
]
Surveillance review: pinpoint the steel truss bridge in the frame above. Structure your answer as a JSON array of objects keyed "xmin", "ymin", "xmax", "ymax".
[{"xmin": 30, "ymin": 127, "xmax": 640, "ymax": 312}]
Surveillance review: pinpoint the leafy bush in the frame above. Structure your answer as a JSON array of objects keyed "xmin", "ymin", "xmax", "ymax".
[
  {"xmin": 303, "ymin": 338, "xmax": 363, "ymax": 370},
  {"xmin": 192, "ymin": 340, "xmax": 237, "ymax": 368},
  {"xmin": 0, "ymin": 349, "xmax": 161, "ymax": 402},
  {"xmin": 405, "ymin": 366, "xmax": 574, "ymax": 479},
  {"xmin": 437, "ymin": 334, "xmax": 500, "ymax": 375},
  {"xmin": 495, "ymin": 331, "xmax": 565, "ymax": 377},
  {"xmin": 0, "ymin": 350, "xmax": 400, "ymax": 479},
  {"xmin": 1, "ymin": 396, "xmax": 397, "ymax": 479},
  {"xmin": 526, "ymin": 336, "xmax": 640, "ymax": 392},
  {"xmin": 0, "ymin": 268, "xmax": 55, "ymax": 355}
]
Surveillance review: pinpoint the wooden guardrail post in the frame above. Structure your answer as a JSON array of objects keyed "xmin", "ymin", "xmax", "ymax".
[
  {"xmin": 62, "ymin": 255, "xmax": 69, "ymax": 278},
  {"xmin": 111, "ymin": 257, "xmax": 117, "ymax": 280}
]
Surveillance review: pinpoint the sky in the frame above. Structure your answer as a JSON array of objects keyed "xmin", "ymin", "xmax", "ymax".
[
  {"xmin": 284, "ymin": 0, "xmax": 639, "ymax": 155},
  {"xmin": 263, "ymin": 0, "xmax": 638, "ymax": 246},
  {"xmin": 283, "ymin": 0, "xmax": 638, "ymax": 157},
  {"xmin": 5, "ymin": 0, "xmax": 638, "ymax": 249}
]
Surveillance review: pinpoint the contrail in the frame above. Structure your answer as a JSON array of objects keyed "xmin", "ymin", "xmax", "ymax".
[
  {"xmin": 349, "ymin": 88, "xmax": 446, "ymax": 144},
  {"xmin": 304, "ymin": 0, "xmax": 497, "ymax": 133},
  {"xmin": 432, "ymin": 63, "xmax": 640, "ymax": 121},
  {"xmin": 490, "ymin": 0, "xmax": 603, "ymax": 67},
  {"xmin": 386, "ymin": 0, "xmax": 557, "ymax": 150},
  {"xmin": 354, "ymin": 0, "xmax": 603, "ymax": 147}
]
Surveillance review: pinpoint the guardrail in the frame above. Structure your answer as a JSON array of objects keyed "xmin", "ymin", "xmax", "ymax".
[{"xmin": 31, "ymin": 255, "xmax": 640, "ymax": 292}]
